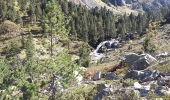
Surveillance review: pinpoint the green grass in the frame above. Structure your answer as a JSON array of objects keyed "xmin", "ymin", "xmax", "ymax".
[{"xmin": 152, "ymin": 60, "xmax": 170, "ymax": 73}]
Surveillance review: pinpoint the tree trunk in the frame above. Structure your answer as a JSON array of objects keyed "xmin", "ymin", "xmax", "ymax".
[{"xmin": 50, "ymin": 24, "xmax": 53, "ymax": 56}]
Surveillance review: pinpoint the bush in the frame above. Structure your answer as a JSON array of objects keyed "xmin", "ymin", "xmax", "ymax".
[
  {"xmin": 21, "ymin": 82, "xmax": 37, "ymax": 100},
  {"xmin": 57, "ymin": 85, "xmax": 97, "ymax": 100},
  {"xmin": 0, "ymin": 20, "xmax": 20, "ymax": 39},
  {"xmin": 78, "ymin": 43, "xmax": 90, "ymax": 67},
  {"xmin": 143, "ymin": 37, "xmax": 156, "ymax": 53},
  {"xmin": 2, "ymin": 42, "xmax": 21, "ymax": 57}
]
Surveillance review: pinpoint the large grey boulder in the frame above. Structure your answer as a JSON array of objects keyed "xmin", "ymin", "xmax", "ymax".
[
  {"xmin": 124, "ymin": 53, "xmax": 142, "ymax": 68},
  {"xmin": 124, "ymin": 70, "xmax": 161, "ymax": 82},
  {"xmin": 132, "ymin": 56, "xmax": 150, "ymax": 70},
  {"xmin": 123, "ymin": 53, "xmax": 157, "ymax": 70}
]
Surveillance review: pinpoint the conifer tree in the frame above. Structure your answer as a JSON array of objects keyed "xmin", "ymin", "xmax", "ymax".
[
  {"xmin": 6, "ymin": 0, "xmax": 18, "ymax": 22},
  {"xmin": 81, "ymin": 14, "xmax": 88, "ymax": 42},
  {"xmin": 0, "ymin": 1, "xmax": 7, "ymax": 21},
  {"xmin": 79, "ymin": 43, "xmax": 90, "ymax": 67},
  {"xmin": 97, "ymin": 16, "xmax": 104, "ymax": 41},
  {"xmin": 44, "ymin": 0, "xmax": 68, "ymax": 56},
  {"xmin": 26, "ymin": 33, "xmax": 34, "ymax": 60},
  {"xmin": 29, "ymin": 0, "xmax": 36, "ymax": 23},
  {"xmin": 70, "ymin": 19, "xmax": 77, "ymax": 40}
]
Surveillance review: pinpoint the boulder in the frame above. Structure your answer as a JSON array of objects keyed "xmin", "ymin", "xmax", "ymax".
[
  {"xmin": 124, "ymin": 70, "xmax": 161, "ymax": 82},
  {"xmin": 93, "ymin": 72, "xmax": 102, "ymax": 81},
  {"xmin": 133, "ymin": 57, "xmax": 150, "ymax": 70},
  {"xmin": 103, "ymin": 72, "xmax": 119, "ymax": 80},
  {"xmin": 133, "ymin": 82, "xmax": 152, "ymax": 97},
  {"xmin": 157, "ymin": 76, "xmax": 170, "ymax": 87},
  {"xmin": 123, "ymin": 53, "xmax": 157, "ymax": 70},
  {"xmin": 124, "ymin": 53, "xmax": 142, "ymax": 67},
  {"xmin": 155, "ymin": 86, "xmax": 170, "ymax": 96},
  {"xmin": 94, "ymin": 84, "xmax": 113, "ymax": 100}
]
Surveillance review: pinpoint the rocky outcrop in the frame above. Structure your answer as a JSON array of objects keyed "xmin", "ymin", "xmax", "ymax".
[{"xmin": 123, "ymin": 53, "xmax": 158, "ymax": 70}]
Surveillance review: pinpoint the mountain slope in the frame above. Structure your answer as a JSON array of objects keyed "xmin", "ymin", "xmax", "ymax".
[
  {"xmin": 68, "ymin": 0, "xmax": 170, "ymax": 14},
  {"xmin": 68, "ymin": 0, "xmax": 137, "ymax": 14}
]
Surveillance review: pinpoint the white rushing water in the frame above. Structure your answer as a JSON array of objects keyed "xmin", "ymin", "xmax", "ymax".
[{"xmin": 90, "ymin": 39, "xmax": 120, "ymax": 62}]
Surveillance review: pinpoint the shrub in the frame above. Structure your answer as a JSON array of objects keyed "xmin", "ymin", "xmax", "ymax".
[
  {"xmin": 143, "ymin": 37, "xmax": 156, "ymax": 53},
  {"xmin": 2, "ymin": 42, "xmax": 21, "ymax": 57},
  {"xmin": 0, "ymin": 20, "xmax": 20, "ymax": 39},
  {"xmin": 78, "ymin": 43, "xmax": 90, "ymax": 67},
  {"xmin": 21, "ymin": 82, "xmax": 37, "ymax": 100}
]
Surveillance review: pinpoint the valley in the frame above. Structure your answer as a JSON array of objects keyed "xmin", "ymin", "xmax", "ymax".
[{"xmin": 0, "ymin": 0, "xmax": 170, "ymax": 99}]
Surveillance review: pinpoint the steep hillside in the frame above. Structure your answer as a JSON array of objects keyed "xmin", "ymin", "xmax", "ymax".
[
  {"xmin": 68, "ymin": 0, "xmax": 137, "ymax": 14},
  {"xmin": 68, "ymin": 0, "xmax": 170, "ymax": 14}
]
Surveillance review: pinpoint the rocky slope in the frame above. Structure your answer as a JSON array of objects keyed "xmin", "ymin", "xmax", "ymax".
[
  {"xmin": 47, "ymin": 22, "xmax": 170, "ymax": 99},
  {"xmin": 59, "ymin": 22, "xmax": 170, "ymax": 99}
]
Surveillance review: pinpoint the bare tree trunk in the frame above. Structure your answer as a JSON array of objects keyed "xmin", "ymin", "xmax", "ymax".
[{"xmin": 50, "ymin": 24, "xmax": 53, "ymax": 56}]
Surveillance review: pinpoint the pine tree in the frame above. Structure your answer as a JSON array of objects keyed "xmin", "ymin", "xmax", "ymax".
[
  {"xmin": 79, "ymin": 43, "xmax": 90, "ymax": 67},
  {"xmin": 6, "ymin": 0, "xmax": 18, "ymax": 22},
  {"xmin": 29, "ymin": 0, "xmax": 36, "ymax": 23},
  {"xmin": 70, "ymin": 19, "xmax": 77, "ymax": 40},
  {"xmin": 137, "ymin": 13, "xmax": 143, "ymax": 34},
  {"xmin": 0, "ymin": 1, "xmax": 7, "ymax": 21},
  {"xmin": 26, "ymin": 33, "xmax": 34, "ymax": 60},
  {"xmin": 35, "ymin": 2, "xmax": 43, "ymax": 20},
  {"xmin": 44, "ymin": 0, "xmax": 68, "ymax": 56},
  {"xmin": 19, "ymin": 0, "xmax": 27, "ymax": 13},
  {"xmin": 97, "ymin": 16, "xmax": 104, "ymax": 41},
  {"xmin": 129, "ymin": 13, "xmax": 137, "ymax": 33},
  {"xmin": 81, "ymin": 14, "xmax": 88, "ymax": 42},
  {"xmin": 61, "ymin": 1, "xmax": 69, "ymax": 15}
]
